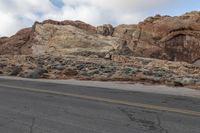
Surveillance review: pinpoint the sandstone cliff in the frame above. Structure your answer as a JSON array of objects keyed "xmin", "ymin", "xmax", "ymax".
[
  {"xmin": 1, "ymin": 11, "xmax": 200, "ymax": 89},
  {"xmin": 1, "ymin": 11, "xmax": 200, "ymax": 63},
  {"xmin": 134, "ymin": 12, "xmax": 200, "ymax": 63}
]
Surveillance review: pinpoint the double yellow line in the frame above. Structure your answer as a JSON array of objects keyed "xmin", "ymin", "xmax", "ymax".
[{"xmin": 0, "ymin": 83, "xmax": 200, "ymax": 117}]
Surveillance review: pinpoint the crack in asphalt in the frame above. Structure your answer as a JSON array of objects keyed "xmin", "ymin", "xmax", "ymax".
[
  {"xmin": 30, "ymin": 117, "xmax": 35, "ymax": 133},
  {"xmin": 118, "ymin": 107, "xmax": 171, "ymax": 132},
  {"xmin": 118, "ymin": 107, "xmax": 136, "ymax": 122},
  {"xmin": 156, "ymin": 114, "xmax": 169, "ymax": 133},
  {"xmin": 0, "ymin": 119, "xmax": 13, "ymax": 128},
  {"xmin": 118, "ymin": 107, "xmax": 157, "ymax": 131}
]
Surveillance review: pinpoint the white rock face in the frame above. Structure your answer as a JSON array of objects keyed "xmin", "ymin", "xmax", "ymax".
[
  {"xmin": 32, "ymin": 45, "xmax": 48, "ymax": 55},
  {"xmin": 31, "ymin": 23, "xmax": 121, "ymax": 55}
]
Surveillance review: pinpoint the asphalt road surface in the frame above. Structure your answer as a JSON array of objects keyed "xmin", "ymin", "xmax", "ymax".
[{"xmin": 0, "ymin": 78, "xmax": 200, "ymax": 133}]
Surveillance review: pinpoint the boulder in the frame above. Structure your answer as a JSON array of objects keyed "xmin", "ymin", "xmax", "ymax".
[
  {"xmin": 9, "ymin": 66, "xmax": 22, "ymax": 76},
  {"xmin": 22, "ymin": 67, "xmax": 47, "ymax": 79},
  {"xmin": 193, "ymin": 59, "xmax": 200, "ymax": 66},
  {"xmin": 97, "ymin": 24, "xmax": 114, "ymax": 36},
  {"xmin": 63, "ymin": 68, "xmax": 78, "ymax": 76}
]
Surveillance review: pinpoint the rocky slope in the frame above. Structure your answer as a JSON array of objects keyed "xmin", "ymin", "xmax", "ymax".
[
  {"xmin": 1, "ymin": 11, "xmax": 200, "ymax": 89},
  {"xmin": 1, "ymin": 11, "xmax": 200, "ymax": 63},
  {"xmin": 1, "ymin": 54, "xmax": 200, "ymax": 89}
]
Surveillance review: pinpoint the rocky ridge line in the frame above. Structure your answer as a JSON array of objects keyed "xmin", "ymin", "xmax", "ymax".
[{"xmin": 1, "ymin": 11, "xmax": 200, "ymax": 89}]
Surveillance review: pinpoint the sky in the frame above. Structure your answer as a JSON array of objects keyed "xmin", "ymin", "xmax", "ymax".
[{"xmin": 0, "ymin": 0, "xmax": 199, "ymax": 37}]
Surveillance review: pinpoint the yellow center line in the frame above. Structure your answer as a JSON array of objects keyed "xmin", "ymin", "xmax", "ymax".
[{"xmin": 0, "ymin": 83, "xmax": 200, "ymax": 117}]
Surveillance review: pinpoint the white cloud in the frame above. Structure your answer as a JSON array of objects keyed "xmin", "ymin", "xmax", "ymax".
[
  {"xmin": 0, "ymin": 12, "xmax": 24, "ymax": 36},
  {"xmin": 0, "ymin": 0, "xmax": 176, "ymax": 36},
  {"xmin": 44, "ymin": 0, "xmax": 174, "ymax": 25},
  {"xmin": 0, "ymin": 0, "xmax": 56, "ymax": 36}
]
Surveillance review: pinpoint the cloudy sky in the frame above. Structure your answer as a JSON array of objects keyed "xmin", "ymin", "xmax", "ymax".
[{"xmin": 0, "ymin": 0, "xmax": 199, "ymax": 36}]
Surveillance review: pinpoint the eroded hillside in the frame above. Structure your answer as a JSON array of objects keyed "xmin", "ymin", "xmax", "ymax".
[{"xmin": 1, "ymin": 11, "xmax": 200, "ymax": 89}]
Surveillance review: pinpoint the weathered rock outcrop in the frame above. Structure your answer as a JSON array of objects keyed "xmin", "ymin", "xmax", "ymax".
[
  {"xmin": 0, "ymin": 28, "xmax": 32, "ymax": 55},
  {"xmin": 97, "ymin": 24, "xmax": 114, "ymax": 36},
  {"xmin": 0, "ymin": 20, "xmax": 121, "ymax": 56},
  {"xmin": 1, "ymin": 11, "xmax": 200, "ymax": 64},
  {"xmin": 30, "ymin": 21, "xmax": 121, "ymax": 56},
  {"xmin": 0, "ymin": 37, "xmax": 8, "ymax": 44},
  {"xmin": 2, "ymin": 11, "xmax": 200, "ymax": 89},
  {"xmin": 38, "ymin": 19, "xmax": 97, "ymax": 33},
  {"xmin": 132, "ymin": 12, "xmax": 200, "ymax": 63}
]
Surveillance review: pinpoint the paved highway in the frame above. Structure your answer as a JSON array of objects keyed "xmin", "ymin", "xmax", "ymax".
[{"xmin": 0, "ymin": 78, "xmax": 199, "ymax": 133}]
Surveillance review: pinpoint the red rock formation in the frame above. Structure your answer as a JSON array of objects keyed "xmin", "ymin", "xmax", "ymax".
[
  {"xmin": 1, "ymin": 11, "xmax": 200, "ymax": 63},
  {"xmin": 36, "ymin": 19, "xmax": 97, "ymax": 33},
  {"xmin": 130, "ymin": 11, "xmax": 200, "ymax": 63},
  {"xmin": 0, "ymin": 20, "xmax": 97, "ymax": 55},
  {"xmin": 0, "ymin": 37, "xmax": 8, "ymax": 45},
  {"xmin": 0, "ymin": 28, "xmax": 32, "ymax": 55}
]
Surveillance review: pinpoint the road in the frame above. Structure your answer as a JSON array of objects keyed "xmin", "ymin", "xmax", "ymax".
[{"xmin": 0, "ymin": 78, "xmax": 199, "ymax": 133}]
